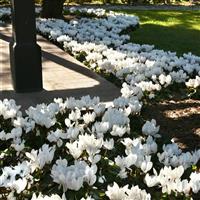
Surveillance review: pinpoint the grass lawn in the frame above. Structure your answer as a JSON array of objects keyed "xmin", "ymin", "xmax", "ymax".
[{"xmin": 120, "ymin": 10, "xmax": 200, "ymax": 56}]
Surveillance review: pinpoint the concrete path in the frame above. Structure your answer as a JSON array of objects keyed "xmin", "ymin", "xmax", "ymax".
[{"xmin": 0, "ymin": 23, "xmax": 120, "ymax": 111}]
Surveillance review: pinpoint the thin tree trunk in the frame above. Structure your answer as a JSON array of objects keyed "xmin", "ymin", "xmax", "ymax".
[{"xmin": 41, "ymin": 0, "xmax": 65, "ymax": 19}]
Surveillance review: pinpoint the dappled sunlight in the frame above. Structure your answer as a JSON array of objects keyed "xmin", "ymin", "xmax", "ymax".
[
  {"xmin": 143, "ymin": 99, "xmax": 200, "ymax": 150},
  {"xmin": 130, "ymin": 23, "xmax": 200, "ymax": 56},
  {"xmin": 195, "ymin": 128, "xmax": 200, "ymax": 137},
  {"xmin": 141, "ymin": 20, "xmax": 181, "ymax": 27},
  {"xmin": 124, "ymin": 10, "xmax": 200, "ymax": 31},
  {"xmin": 163, "ymin": 105, "xmax": 200, "ymax": 119},
  {"xmin": 126, "ymin": 10, "xmax": 200, "ymax": 56}
]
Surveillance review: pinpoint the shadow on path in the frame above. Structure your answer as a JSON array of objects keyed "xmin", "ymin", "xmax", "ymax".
[{"xmin": 0, "ymin": 27, "xmax": 120, "ymax": 112}]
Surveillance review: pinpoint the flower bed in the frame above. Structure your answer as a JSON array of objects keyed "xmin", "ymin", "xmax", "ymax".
[
  {"xmin": 0, "ymin": 7, "xmax": 11, "ymax": 22},
  {"xmin": 65, "ymin": 7, "xmax": 107, "ymax": 18},
  {"xmin": 0, "ymin": 7, "xmax": 200, "ymax": 200},
  {"xmin": 36, "ymin": 16, "xmax": 200, "ymax": 97},
  {"xmin": 0, "ymin": 7, "xmax": 41, "ymax": 23}
]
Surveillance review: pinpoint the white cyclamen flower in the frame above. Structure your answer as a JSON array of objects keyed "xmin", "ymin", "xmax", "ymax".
[{"xmin": 142, "ymin": 119, "xmax": 160, "ymax": 137}]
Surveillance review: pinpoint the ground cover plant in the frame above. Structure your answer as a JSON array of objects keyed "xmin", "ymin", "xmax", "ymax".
[{"xmin": 0, "ymin": 6, "xmax": 200, "ymax": 200}]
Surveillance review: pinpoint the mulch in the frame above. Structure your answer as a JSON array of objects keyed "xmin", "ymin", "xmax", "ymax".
[{"xmin": 142, "ymin": 98, "xmax": 200, "ymax": 151}]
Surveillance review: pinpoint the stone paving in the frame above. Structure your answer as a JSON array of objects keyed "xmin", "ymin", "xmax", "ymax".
[{"xmin": 0, "ymin": 23, "xmax": 120, "ymax": 111}]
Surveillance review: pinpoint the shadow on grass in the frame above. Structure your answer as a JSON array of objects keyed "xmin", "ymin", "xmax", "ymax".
[
  {"xmin": 120, "ymin": 10, "xmax": 200, "ymax": 56},
  {"xmin": 123, "ymin": 10, "xmax": 200, "ymax": 28},
  {"xmin": 130, "ymin": 23, "xmax": 200, "ymax": 56}
]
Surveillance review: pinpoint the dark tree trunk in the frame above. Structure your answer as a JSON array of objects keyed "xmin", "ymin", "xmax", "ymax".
[{"xmin": 41, "ymin": 0, "xmax": 65, "ymax": 19}]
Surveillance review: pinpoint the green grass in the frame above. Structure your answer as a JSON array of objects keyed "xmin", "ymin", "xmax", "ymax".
[{"xmin": 120, "ymin": 10, "xmax": 200, "ymax": 56}]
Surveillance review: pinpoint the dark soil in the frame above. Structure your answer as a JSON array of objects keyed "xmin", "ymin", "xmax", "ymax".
[{"xmin": 142, "ymin": 98, "xmax": 200, "ymax": 151}]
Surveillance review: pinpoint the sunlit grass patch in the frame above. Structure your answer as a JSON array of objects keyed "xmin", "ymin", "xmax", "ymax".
[{"xmin": 118, "ymin": 10, "xmax": 200, "ymax": 56}]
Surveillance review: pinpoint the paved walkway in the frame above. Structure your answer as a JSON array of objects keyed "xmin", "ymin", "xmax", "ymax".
[{"xmin": 0, "ymin": 23, "xmax": 120, "ymax": 111}]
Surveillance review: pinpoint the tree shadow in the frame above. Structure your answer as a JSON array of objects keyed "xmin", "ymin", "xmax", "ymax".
[
  {"xmin": 0, "ymin": 85, "xmax": 120, "ymax": 113},
  {"xmin": 142, "ymin": 99, "xmax": 200, "ymax": 151},
  {"xmin": 0, "ymin": 31, "xmax": 11, "ymax": 43},
  {"xmin": 0, "ymin": 29, "xmax": 120, "ymax": 112},
  {"xmin": 0, "ymin": 31, "xmax": 113, "ymax": 83},
  {"xmin": 129, "ymin": 22, "xmax": 200, "ymax": 56},
  {"xmin": 41, "ymin": 50, "xmax": 101, "ymax": 80}
]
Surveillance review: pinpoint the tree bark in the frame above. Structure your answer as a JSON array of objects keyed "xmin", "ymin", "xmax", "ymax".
[{"xmin": 41, "ymin": 0, "xmax": 65, "ymax": 19}]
